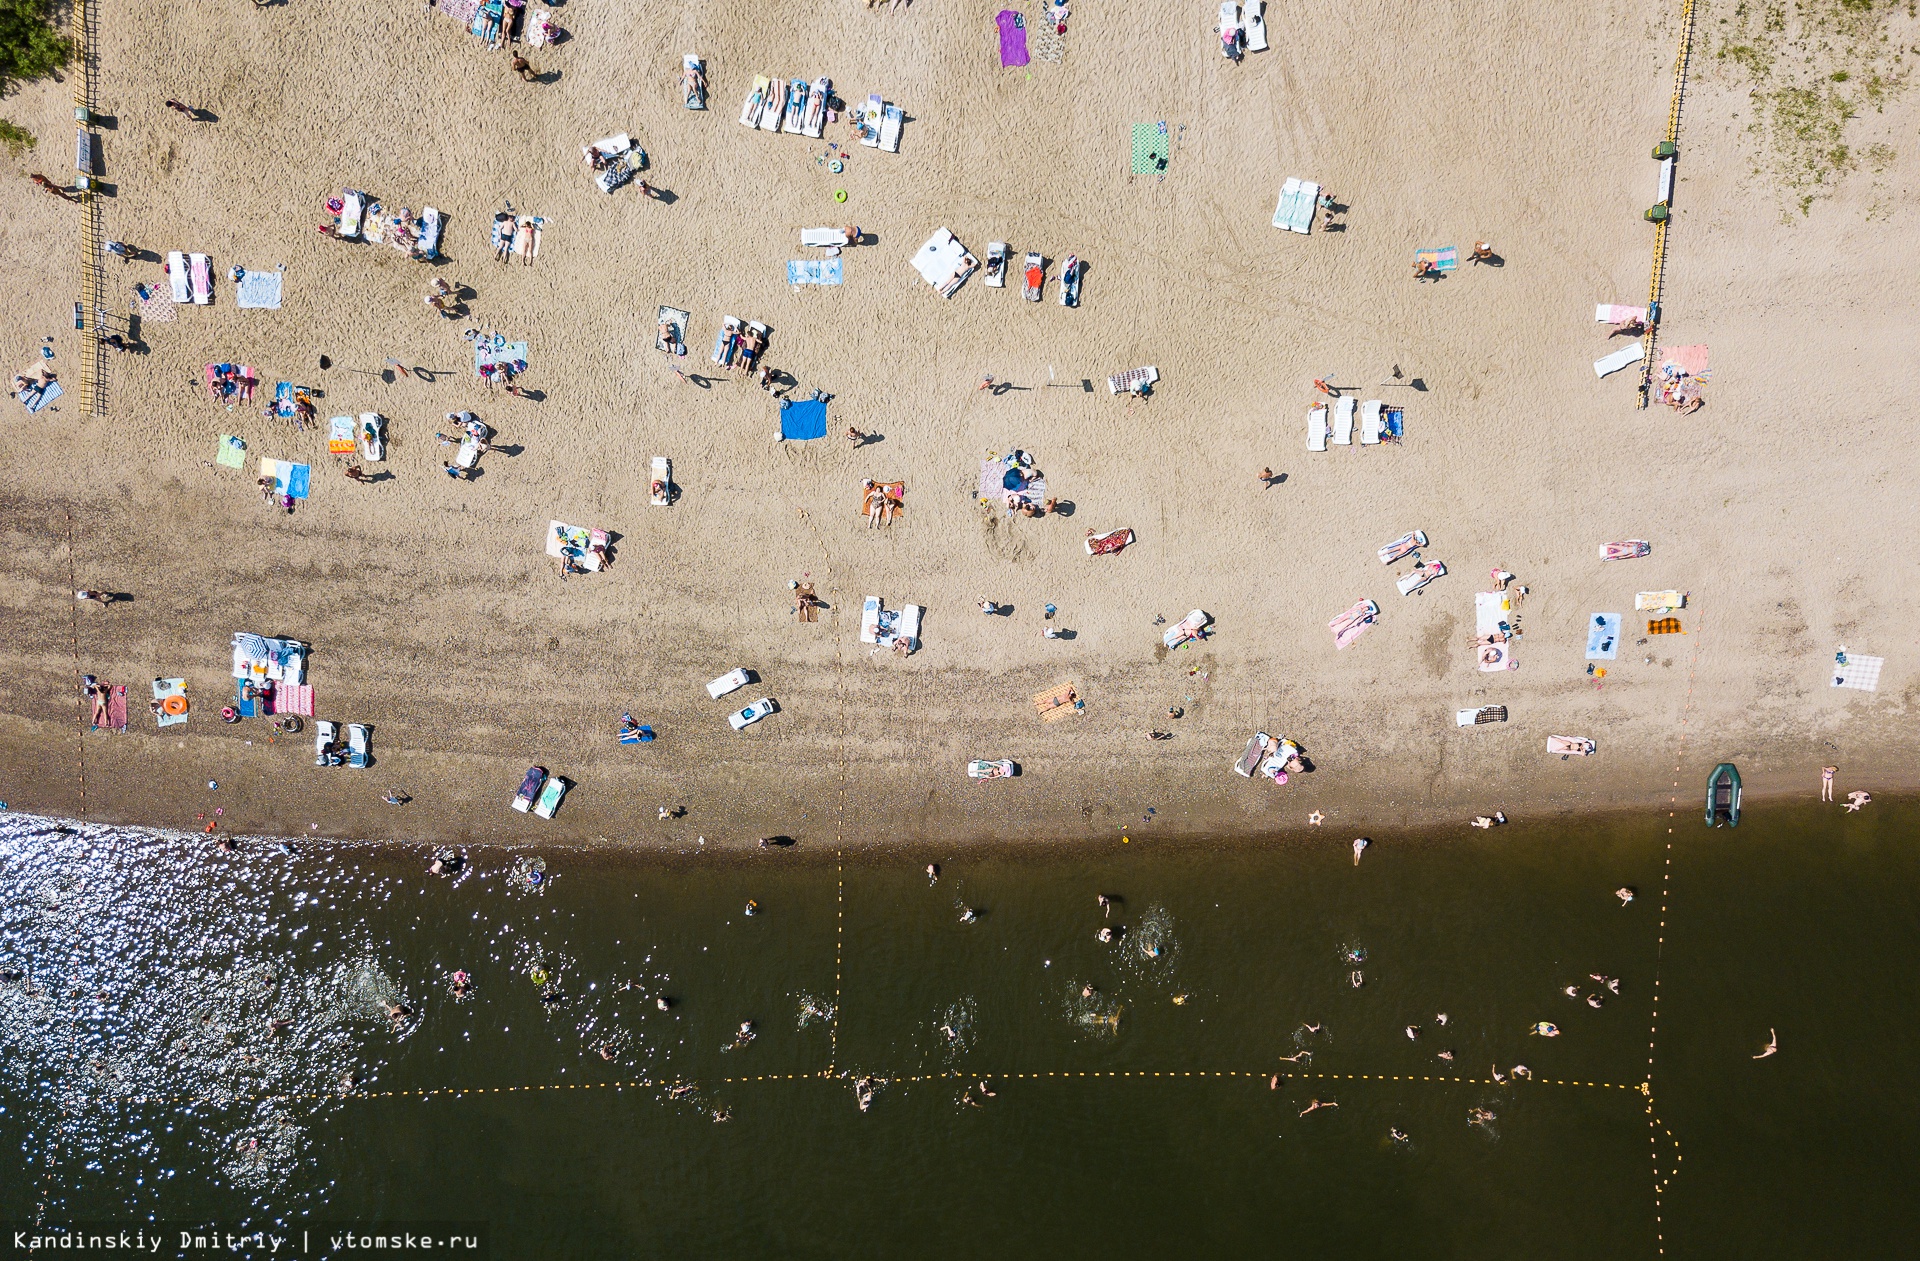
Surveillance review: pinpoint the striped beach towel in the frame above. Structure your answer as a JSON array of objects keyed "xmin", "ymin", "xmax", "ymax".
[{"xmin": 275, "ymin": 684, "xmax": 315, "ymax": 716}]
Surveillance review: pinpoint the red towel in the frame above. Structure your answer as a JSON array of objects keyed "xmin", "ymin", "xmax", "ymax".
[{"xmin": 106, "ymin": 685, "xmax": 128, "ymax": 732}]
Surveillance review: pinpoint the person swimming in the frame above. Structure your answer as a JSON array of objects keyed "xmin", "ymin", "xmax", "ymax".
[
  {"xmin": 1390, "ymin": 1128, "xmax": 1409, "ymax": 1143},
  {"xmin": 959, "ymin": 906, "xmax": 978, "ymax": 924},
  {"xmin": 1437, "ymin": 1049, "xmax": 1454, "ymax": 1062},
  {"xmin": 1586, "ymin": 994, "xmax": 1605, "ymax": 1008},
  {"xmin": 1616, "ymin": 887, "xmax": 1636, "ymax": 905},
  {"xmin": 1405, "ymin": 1025, "xmax": 1420, "ymax": 1040},
  {"xmin": 926, "ymin": 864, "xmax": 940, "ymax": 884}
]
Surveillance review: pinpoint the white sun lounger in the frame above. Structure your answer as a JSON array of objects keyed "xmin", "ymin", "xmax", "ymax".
[
  {"xmin": 1332, "ymin": 396, "xmax": 1355, "ymax": 444},
  {"xmin": 1360, "ymin": 400, "xmax": 1383, "ymax": 444},
  {"xmin": 1594, "ymin": 343, "xmax": 1646, "ymax": 378},
  {"xmin": 759, "ymin": 77, "xmax": 786, "ymax": 132},
  {"xmin": 346, "ymin": 723, "xmax": 370, "ymax": 769},
  {"xmin": 339, "ymin": 189, "xmax": 365, "ymax": 239},
  {"xmin": 801, "ymin": 77, "xmax": 829, "ymax": 138},
  {"xmin": 1244, "ymin": 0, "xmax": 1269, "ymax": 50},
  {"xmin": 896, "ymin": 603, "xmax": 923, "ymax": 650},
  {"xmin": 879, "ymin": 104, "xmax": 903, "ymax": 153},
  {"xmin": 1272, "ymin": 177, "xmax": 1319, "ymax": 234},
  {"xmin": 781, "ymin": 76, "xmax": 807, "ymax": 134},
  {"xmin": 456, "ymin": 438, "xmax": 481, "ymax": 469},
  {"xmin": 359, "ymin": 413, "xmax": 386, "ymax": 462},
  {"xmin": 859, "ymin": 94, "xmax": 882, "ymax": 147},
  {"xmin": 741, "ymin": 76, "xmax": 769, "ymax": 127},
  {"xmin": 801, "ymin": 228, "xmax": 849, "ymax": 248},
  {"xmin": 651, "ymin": 456, "xmax": 671, "ymax": 506},
  {"xmin": 166, "ymin": 251, "xmax": 190, "ymax": 303},
  {"xmin": 1308, "ymin": 405, "xmax": 1329, "ymax": 451}
]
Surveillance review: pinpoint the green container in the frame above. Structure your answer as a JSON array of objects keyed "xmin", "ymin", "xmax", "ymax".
[
  {"xmin": 1652, "ymin": 140, "xmax": 1677, "ymax": 160},
  {"xmin": 1644, "ymin": 203, "xmax": 1670, "ymax": 223}
]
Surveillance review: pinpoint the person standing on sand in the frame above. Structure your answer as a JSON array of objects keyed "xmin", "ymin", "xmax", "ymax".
[
  {"xmin": 1821, "ymin": 766, "xmax": 1836, "ymax": 802},
  {"xmin": 29, "ymin": 174, "xmax": 79, "ymax": 203},
  {"xmin": 511, "ymin": 54, "xmax": 538, "ymax": 82}
]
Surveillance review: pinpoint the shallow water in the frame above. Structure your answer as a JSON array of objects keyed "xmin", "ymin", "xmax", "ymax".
[{"xmin": 1, "ymin": 802, "xmax": 1916, "ymax": 1257}]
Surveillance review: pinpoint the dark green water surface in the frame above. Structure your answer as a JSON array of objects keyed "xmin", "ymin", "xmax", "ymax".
[{"xmin": 0, "ymin": 801, "xmax": 1914, "ymax": 1257}]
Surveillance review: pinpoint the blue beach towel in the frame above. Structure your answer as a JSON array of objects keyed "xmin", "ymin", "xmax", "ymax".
[
  {"xmin": 1585, "ymin": 613, "xmax": 1621, "ymax": 661},
  {"xmin": 475, "ymin": 340, "xmax": 528, "ymax": 376},
  {"xmin": 235, "ymin": 269, "xmax": 283, "ymax": 310},
  {"xmin": 787, "ymin": 257, "xmax": 843, "ymax": 286},
  {"xmin": 779, "ymin": 398, "xmax": 829, "ymax": 441}
]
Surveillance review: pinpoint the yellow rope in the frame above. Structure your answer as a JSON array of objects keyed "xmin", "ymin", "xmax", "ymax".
[{"xmin": 1639, "ymin": 0, "xmax": 1697, "ymax": 409}]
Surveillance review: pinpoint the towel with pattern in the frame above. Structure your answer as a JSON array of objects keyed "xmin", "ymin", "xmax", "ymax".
[{"xmin": 1647, "ymin": 617, "xmax": 1683, "ymax": 635}]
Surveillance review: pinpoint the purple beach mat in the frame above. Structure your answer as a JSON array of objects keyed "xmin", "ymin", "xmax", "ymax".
[{"xmin": 997, "ymin": 10, "xmax": 1030, "ymax": 67}]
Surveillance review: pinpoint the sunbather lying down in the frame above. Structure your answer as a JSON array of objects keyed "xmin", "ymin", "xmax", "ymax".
[{"xmin": 657, "ymin": 322, "xmax": 681, "ymax": 351}]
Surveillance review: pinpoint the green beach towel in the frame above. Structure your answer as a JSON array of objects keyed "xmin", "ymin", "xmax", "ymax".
[
  {"xmin": 1130, "ymin": 123, "xmax": 1167, "ymax": 175},
  {"xmin": 215, "ymin": 435, "xmax": 246, "ymax": 468}
]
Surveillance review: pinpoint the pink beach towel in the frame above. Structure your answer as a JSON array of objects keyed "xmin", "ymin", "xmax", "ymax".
[
  {"xmin": 1595, "ymin": 304, "xmax": 1647, "ymax": 325},
  {"xmin": 106, "ymin": 685, "xmax": 127, "ymax": 732},
  {"xmin": 1329, "ymin": 600, "xmax": 1378, "ymax": 650},
  {"xmin": 275, "ymin": 684, "xmax": 314, "ymax": 716},
  {"xmin": 1659, "ymin": 344, "xmax": 1709, "ymax": 377},
  {"xmin": 997, "ymin": 10, "xmax": 1030, "ymax": 66}
]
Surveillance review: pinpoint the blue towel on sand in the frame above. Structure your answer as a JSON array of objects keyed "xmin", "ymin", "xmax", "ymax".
[
  {"xmin": 1585, "ymin": 613, "xmax": 1621, "ymax": 661},
  {"xmin": 787, "ymin": 258, "xmax": 843, "ymax": 286},
  {"xmin": 779, "ymin": 398, "xmax": 829, "ymax": 441}
]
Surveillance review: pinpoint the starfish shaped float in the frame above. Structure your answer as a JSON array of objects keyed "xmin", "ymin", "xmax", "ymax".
[{"xmin": 1307, "ymin": 811, "xmax": 1324, "ymax": 826}]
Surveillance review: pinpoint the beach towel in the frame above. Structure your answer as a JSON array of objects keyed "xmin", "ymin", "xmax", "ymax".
[
  {"xmin": 1635, "ymin": 591, "xmax": 1687, "ymax": 612},
  {"xmin": 102, "ymin": 684, "xmax": 127, "ymax": 732},
  {"xmin": 474, "ymin": 339, "xmax": 529, "ymax": 376},
  {"xmin": 1659, "ymin": 344, "xmax": 1710, "ymax": 378},
  {"xmin": 978, "ymin": 453, "xmax": 1047, "ymax": 506},
  {"xmin": 1585, "ymin": 613, "xmax": 1621, "ymax": 660},
  {"xmin": 1086, "ymin": 528, "xmax": 1133, "ymax": 556},
  {"xmin": 328, "ymin": 416, "xmax": 357, "ymax": 455},
  {"xmin": 1332, "ymin": 396, "xmax": 1355, "ymax": 445},
  {"xmin": 909, "ymin": 228, "xmax": 978, "ymax": 297},
  {"xmin": 1476, "ymin": 590, "xmax": 1516, "ymax": 671},
  {"xmin": 997, "ymin": 10, "xmax": 1030, "ymax": 66},
  {"xmin": 780, "ymin": 398, "xmax": 829, "ymax": 441},
  {"xmin": 216, "ymin": 434, "xmax": 246, "ymax": 468},
  {"xmin": 277, "ymin": 683, "xmax": 315, "ymax": 716},
  {"xmin": 1108, "ymin": 366, "xmax": 1158, "ymax": 395},
  {"xmin": 1383, "ymin": 407, "xmax": 1404, "ymax": 442},
  {"xmin": 652, "ymin": 456, "xmax": 672, "ymax": 506},
  {"xmin": 655, "ymin": 307, "xmax": 688, "ymax": 355},
  {"xmin": 787, "ymin": 257, "xmax": 844, "ymax": 286},
  {"xmin": 1455, "ymin": 705, "xmax": 1507, "ymax": 727},
  {"xmin": 1647, "ymin": 617, "xmax": 1683, "ymax": 635},
  {"xmin": 1329, "ymin": 598, "xmax": 1378, "ymax": 650},
  {"xmin": 1833, "ymin": 653, "xmax": 1883, "ymax": 692},
  {"xmin": 152, "ymin": 677, "xmax": 188, "ymax": 727},
  {"xmin": 259, "ymin": 458, "xmax": 311, "ymax": 499},
  {"xmin": 235, "ymin": 269, "xmax": 282, "ymax": 309},
  {"xmin": 1594, "ymin": 343, "xmax": 1646, "ymax": 378},
  {"xmin": 21, "ymin": 381, "xmax": 61, "ymax": 413},
  {"xmin": 1415, "ymin": 246, "xmax": 1458, "ymax": 273},
  {"xmin": 1272, "ymin": 177, "xmax": 1319, "ymax": 233},
  {"xmin": 1595, "ymin": 304, "xmax": 1648, "ymax": 325},
  {"xmin": 138, "ymin": 288, "xmax": 177, "ymax": 322},
  {"xmin": 1131, "ymin": 122, "xmax": 1169, "ymax": 175},
  {"xmin": 1033, "ymin": 682, "xmax": 1082, "ymax": 721},
  {"xmin": 188, "ymin": 253, "xmax": 212, "ymax": 304}
]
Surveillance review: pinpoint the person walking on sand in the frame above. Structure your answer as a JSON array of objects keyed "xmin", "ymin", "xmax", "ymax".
[
  {"xmin": 163, "ymin": 98, "xmax": 197, "ymax": 117},
  {"xmin": 1821, "ymin": 766, "xmax": 1836, "ymax": 802},
  {"xmin": 1256, "ymin": 467, "xmax": 1276, "ymax": 486},
  {"xmin": 846, "ymin": 425, "xmax": 867, "ymax": 447},
  {"xmin": 29, "ymin": 174, "xmax": 79, "ymax": 203},
  {"xmin": 1469, "ymin": 241, "xmax": 1495, "ymax": 264},
  {"xmin": 511, "ymin": 54, "xmax": 538, "ymax": 82}
]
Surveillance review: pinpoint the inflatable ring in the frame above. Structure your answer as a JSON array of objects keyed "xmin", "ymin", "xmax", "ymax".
[
  {"xmin": 161, "ymin": 695, "xmax": 189, "ymax": 716},
  {"xmin": 834, "ymin": 189, "xmax": 847, "ymax": 203},
  {"xmin": 829, "ymin": 160, "xmax": 843, "ymax": 174},
  {"xmin": 220, "ymin": 706, "xmax": 240, "ymax": 723}
]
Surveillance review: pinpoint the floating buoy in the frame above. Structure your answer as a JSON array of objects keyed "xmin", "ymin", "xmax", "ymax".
[
  {"xmin": 833, "ymin": 189, "xmax": 847, "ymax": 203},
  {"xmin": 161, "ymin": 695, "xmax": 189, "ymax": 716},
  {"xmin": 829, "ymin": 160, "xmax": 843, "ymax": 174}
]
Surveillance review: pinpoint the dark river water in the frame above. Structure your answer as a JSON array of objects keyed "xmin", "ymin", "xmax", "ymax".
[{"xmin": 1, "ymin": 801, "xmax": 1915, "ymax": 1258}]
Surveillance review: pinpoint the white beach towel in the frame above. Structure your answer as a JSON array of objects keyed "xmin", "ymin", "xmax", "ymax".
[
  {"xmin": 1360, "ymin": 399, "xmax": 1383, "ymax": 444},
  {"xmin": 1832, "ymin": 654, "xmax": 1883, "ymax": 692},
  {"xmin": 859, "ymin": 94, "xmax": 882, "ymax": 147},
  {"xmin": 1332, "ymin": 396, "xmax": 1355, "ymax": 445},
  {"xmin": 759, "ymin": 77, "xmax": 786, "ymax": 132},
  {"xmin": 1307, "ymin": 405, "xmax": 1328, "ymax": 452},
  {"xmin": 235, "ymin": 268, "xmax": 282, "ymax": 310},
  {"xmin": 1595, "ymin": 304, "xmax": 1648, "ymax": 324},
  {"xmin": 1594, "ymin": 343, "xmax": 1646, "ymax": 378}
]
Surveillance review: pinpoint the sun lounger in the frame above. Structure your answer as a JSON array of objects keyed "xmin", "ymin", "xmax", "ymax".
[
  {"xmin": 657, "ymin": 305, "xmax": 689, "ymax": 355},
  {"xmin": 1360, "ymin": 400, "xmax": 1383, "ymax": 444},
  {"xmin": 897, "ymin": 603, "xmax": 923, "ymax": 651},
  {"xmin": 166, "ymin": 251, "xmax": 190, "ymax": 303},
  {"xmin": 741, "ymin": 76, "xmax": 770, "ymax": 126},
  {"xmin": 346, "ymin": 723, "xmax": 370, "ymax": 769},
  {"xmin": 760, "ymin": 77, "xmax": 787, "ymax": 132},
  {"xmin": 684, "ymin": 56, "xmax": 706, "ymax": 110},
  {"xmin": 456, "ymin": 438, "xmax": 481, "ymax": 469},
  {"xmin": 910, "ymin": 228, "xmax": 978, "ymax": 298},
  {"xmin": 1307, "ymin": 405, "xmax": 1329, "ymax": 451},
  {"xmin": 1594, "ymin": 343, "xmax": 1646, "ymax": 378},
  {"xmin": 1332, "ymin": 396, "xmax": 1355, "ymax": 444},
  {"xmin": 1271, "ymin": 177, "xmax": 1319, "ymax": 233},
  {"xmin": 532, "ymin": 776, "xmax": 568, "ymax": 819},
  {"xmin": 512, "ymin": 766, "xmax": 546, "ymax": 811},
  {"xmin": 314, "ymin": 719, "xmax": 338, "ymax": 765},
  {"xmin": 416, "ymin": 207, "xmax": 443, "ymax": 259},
  {"xmin": 711, "ymin": 316, "xmax": 741, "ymax": 365},
  {"xmin": 1547, "ymin": 735, "xmax": 1594, "ymax": 756},
  {"xmin": 339, "ymin": 189, "xmax": 365, "ymax": 239},
  {"xmin": 1456, "ymin": 705, "xmax": 1508, "ymax": 726},
  {"xmin": 1635, "ymin": 590, "xmax": 1687, "ymax": 612},
  {"xmin": 1219, "ymin": 1, "xmax": 1241, "ymax": 50},
  {"xmin": 189, "ymin": 253, "xmax": 212, "ymax": 304},
  {"xmin": 1397, "ymin": 561, "xmax": 1445, "ymax": 595},
  {"xmin": 1023, "ymin": 251, "xmax": 1044, "ymax": 301},
  {"xmin": 1085, "ymin": 528, "xmax": 1133, "ymax": 556},
  {"xmin": 1108, "ymin": 366, "xmax": 1157, "ymax": 395},
  {"xmin": 1585, "ymin": 613, "xmax": 1621, "ymax": 660},
  {"xmin": 880, "ymin": 104, "xmax": 903, "ymax": 152},
  {"xmin": 1377, "ymin": 530, "xmax": 1426, "ymax": 565},
  {"xmin": 801, "ymin": 77, "xmax": 829, "ymax": 137},
  {"xmin": 652, "ymin": 456, "xmax": 671, "ymax": 506},
  {"xmin": 801, "ymin": 228, "xmax": 849, "ymax": 249},
  {"xmin": 859, "ymin": 94, "xmax": 882, "ymax": 147},
  {"xmin": 1244, "ymin": 0, "xmax": 1269, "ymax": 50},
  {"xmin": 1234, "ymin": 733, "xmax": 1268, "ymax": 777},
  {"xmin": 1329, "ymin": 598, "xmax": 1378, "ymax": 649},
  {"xmin": 152, "ymin": 677, "xmax": 188, "ymax": 727},
  {"xmin": 1033, "ymin": 681, "xmax": 1083, "ymax": 722},
  {"xmin": 985, "ymin": 242, "xmax": 1008, "ymax": 287},
  {"xmin": 781, "ymin": 76, "xmax": 808, "ymax": 133},
  {"xmin": 359, "ymin": 413, "xmax": 385, "ymax": 461}
]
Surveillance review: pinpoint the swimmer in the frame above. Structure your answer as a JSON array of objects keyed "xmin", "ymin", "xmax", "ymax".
[
  {"xmin": 960, "ymin": 1089, "xmax": 982, "ymax": 1109},
  {"xmin": 926, "ymin": 863, "xmax": 940, "ymax": 884},
  {"xmin": 744, "ymin": 899, "xmax": 759, "ymax": 916},
  {"xmin": 1616, "ymin": 886, "xmax": 1636, "ymax": 905},
  {"xmin": 598, "ymin": 1045, "xmax": 616, "ymax": 1062},
  {"xmin": 1097, "ymin": 893, "xmax": 1112, "ymax": 917},
  {"xmin": 268, "ymin": 1018, "xmax": 292, "ymax": 1036},
  {"xmin": 959, "ymin": 906, "xmax": 978, "ymax": 924},
  {"xmin": 657, "ymin": 997, "xmax": 672, "ymax": 1011},
  {"xmin": 1491, "ymin": 1066, "xmax": 1507, "ymax": 1084},
  {"xmin": 1753, "ymin": 1028, "xmax": 1778, "ymax": 1059},
  {"xmin": 977, "ymin": 1081, "xmax": 996, "ymax": 1097},
  {"xmin": 1081, "ymin": 984, "xmax": 1097, "ymax": 998},
  {"xmin": 1437, "ymin": 1050, "xmax": 1454, "ymax": 1062},
  {"xmin": 668, "ymin": 1083, "xmax": 697, "ymax": 1100},
  {"xmin": 1468, "ymin": 1108, "xmax": 1495, "ymax": 1126},
  {"xmin": 711, "ymin": 1108, "xmax": 732, "ymax": 1123},
  {"xmin": 1607, "ymin": 978, "xmax": 1621, "ymax": 995},
  {"xmin": 1530, "ymin": 1022, "xmax": 1559, "ymax": 1037},
  {"xmin": 1278, "ymin": 1051, "xmax": 1311, "ymax": 1064},
  {"xmin": 1405, "ymin": 1025, "xmax": 1420, "ymax": 1040},
  {"xmin": 1350, "ymin": 971, "xmax": 1365, "ymax": 988},
  {"xmin": 385, "ymin": 1002, "xmax": 411, "ymax": 1023},
  {"xmin": 1563, "ymin": 985, "xmax": 1580, "ymax": 998},
  {"xmin": 1269, "ymin": 1074, "xmax": 1279, "ymax": 1089},
  {"xmin": 1390, "ymin": 1127, "xmax": 1409, "ymax": 1143},
  {"xmin": 1299, "ymin": 1099, "xmax": 1338, "ymax": 1116},
  {"xmin": 1436, "ymin": 1013, "xmax": 1448, "ymax": 1026},
  {"xmin": 1511, "ymin": 1065, "xmax": 1531, "ymax": 1079},
  {"xmin": 1097, "ymin": 927, "xmax": 1114, "ymax": 943},
  {"xmin": 1171, "ymin": 994, "xmax": 1188, "ymax": 1006},
  {"xmin": 1586, "ymin": 994, "xmax": 1604, "ymax": 1008},
  {"xmin": 1299, "ymin": 1022, "xmax": 1323, "ymax": 1036},
  {"xmin": 1352, "ymin": 837, "xmax": 1369, "ymax": 865},
  {"xmin": 939, "ymin": 1023, "xmax": 959, "ymax": 1042}
]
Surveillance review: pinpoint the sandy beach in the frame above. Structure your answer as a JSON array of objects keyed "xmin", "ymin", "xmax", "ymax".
[{"xmin": 0, "ymin": 0, "xmax": 1916, "ymax": 852}]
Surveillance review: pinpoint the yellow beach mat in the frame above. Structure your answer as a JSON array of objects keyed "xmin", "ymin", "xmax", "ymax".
[
  {"xmin": 1635, "ymin": 590, "xmax": 1687, "ymax": 612},
  {"xmin": 1033, "ymin": 681, "xmax": 1083, "ymax": 721}
]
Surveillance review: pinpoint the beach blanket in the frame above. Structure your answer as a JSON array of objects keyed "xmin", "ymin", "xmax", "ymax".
[
  {"xmin": 475, "ymin": 339, "xmax": 528, "ymax": 377},
  {"xmin": 21, "ymin": 381, "xmax": 61, "ymax": 413},
  {"xmin": 277, "ymin": 683, "xmax": 315, "ymax": 716},
  {"xmin": 1330, "ymin": 599, "xmax": 1377, "ymax": 650},
  {"xmin": 1595, "ymin": 304, "xmax": 1648, "ymax": 325},
  {"xmin": 235, "ymin": 269, "xmax": 283, "ymax": 310},
  {"xmin": 1585, "ymin": 613, "xmax": 1621, "ymax": 661},
  {"xmin": 1086, "ymin": 528, "xmax": 1133, "ymax": 556},
  {"xmin": 787, "ymin": 257, "xmax": 843, "ymax": 286},
  {"xmin": 978, "ymin": 453, "xmax": 1046, "ymax": 506},
  {"xmin": 910, "ymin": 228, "xmax": 978, "ymax": 297},
  {"xmin": 1415, "ymin": 246, "xmax": 1458, "ymax": 272},
  {"xmin": 328, "ymin": 415, "xmax": 357, "ymax": 455},
  {"xmin": 1833, "ymin": 653, "xmax": 1883, "ymax": 692},
  {"xmin": 1475, "ymin": 590, "xmax": 1516, "ymax": 672},
  {"xmin": 1272, "ymin": 177, "xmax": 1319, "ymax": 234},
  {"xmin": 152, "ymin": 678, "xmax": 188, "ymax": 727},
  {"xmin": 1659, "ymin": 344, "xmax": 1710, "ymax": 378},
  {"xmin": 1594, "ymin": 343, "xmax": 1646, "ymax": 378},
  {"xmin": 1635, "ymin": 590, "xmax": 1687, "ymax": 612},
  {"xmin": 433, "ymin": 0, "xmax": 481, "ymax": 22},
  {"xmin": 1647, "ymin": 617, "xmax": 1684, "ymax": 635},
  {"xmin": 997, "ymin": 10, "xmax": 1030, "ymax": 66},
  {"xmin": 1108, "ymin": 366, "xmax": 1158, "ymax": 395},
  {"xmin": 138, "ymin": 289, "xmax": 177, "ymax": 323},
  {"xmin": 259, "ymin": 458, "xmax": 311, "ymax": 499},
  {"xmin": 1033, "ymin": 682, "xmax": 1082, "ymax": 721},
  {"xmin": 215, "ymin": 434, "xmax": 246, "ymax": 468},
  {"xmin": 779, "ymin": 398, "xmax": 829, "ymax": 441},
  {"xmin": 1130, "ymin": 122, "xmax": 1168, "ymax": 175}
]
